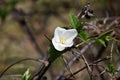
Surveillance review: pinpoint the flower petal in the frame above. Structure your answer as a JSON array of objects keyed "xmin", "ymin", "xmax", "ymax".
[
  {"xmin": 54, "ymin": 27, "xmax": 66, "ymax": 39},
  {"xmin": 64, "ymin": 29, "xmax": 78, "ymax": 43},
  {"xmin": 52, "ymin": 38, "xmax": 65, "ymax": 51}
]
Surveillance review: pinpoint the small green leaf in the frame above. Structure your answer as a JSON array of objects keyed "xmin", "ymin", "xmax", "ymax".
[
  {"xmin": 69, "ymin": 13, "xmax": 84, "ymax": 31},
  {"xmin": 105, "ymin": 36, "xmax": 114, "ymax": 41},
  {"xmin": 78, "ymin": 30, "xmax": 88, "ymax": 41},
  {"xmin": 21, "ymin": 68, "xmax": 31, "ymax": 80},
  {"xmin": 95, "ymin": 38, "xmax": 106, "ymax": 47},
  {"xmin": 93, "ymin": 29, "xmax": 114, "ymax": 46},
  {"xmin": 98, "ymin": 29, "xmax": 113, "ymax": 39},
  {"xmin": 105, "ymin": 63, "xmax": 117, "ymax": 75}
]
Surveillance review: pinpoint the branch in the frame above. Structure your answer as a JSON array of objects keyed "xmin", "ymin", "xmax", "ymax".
[
  {"xmin": 66, "ymin": 56, "xmax": 111, "ymax": 79},
  {"xmin": 81, "ymin": 54, "xmax": 92, "ymax": 80},
  {"xmin": 62, "ymin": 55, "xmax": 76, "ymax": 79},
  {"xmin": 0, "ymin": 58, "xmax": 41, "ymax": 78},
  {"xmin": 56, "ymin": 41, "xmax": 95, "ymax": 80},
  {"xmin": 12, "ymin": 9, "xmax": 44, "ymax": 56}
]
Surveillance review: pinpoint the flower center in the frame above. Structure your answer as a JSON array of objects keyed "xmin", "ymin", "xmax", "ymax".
[{"xmin": 60, "ymin": 37, "xmax": 66, "ymax": 44}]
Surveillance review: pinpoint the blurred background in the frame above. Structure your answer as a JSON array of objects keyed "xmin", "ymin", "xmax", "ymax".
[{"xmin": 0, "ymin": 0, "xmax": 120, "ymax": 79}]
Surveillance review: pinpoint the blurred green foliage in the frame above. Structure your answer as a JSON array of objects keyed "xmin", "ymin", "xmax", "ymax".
[
  {"xmin": 0, "ymin": 0, "xmax": 23, "ymax": 20},
  {"xmin": 21, "ymin": 69, "xmax": 31, "ymax": 80},
  {"xmin": 106, "ymin": 62, "xmax": 117, "ymax": 76}
]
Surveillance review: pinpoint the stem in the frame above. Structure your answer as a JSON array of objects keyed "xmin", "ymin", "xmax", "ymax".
[
  {"xmin": 81, "ymin": 54, "xmax": 92, "ymax": 80},
  {"xmin": 30, "ymin": 62, "xmax": 51, "ymax": 80},
  {"xmin": 66, "ymin": 56, "xmax": 111, "ymax": 79},
  {"xmin": 0, "ymin": 58, "xmax": 39, "ymax": 78}
]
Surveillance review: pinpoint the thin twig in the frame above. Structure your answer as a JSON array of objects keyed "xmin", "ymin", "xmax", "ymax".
[
  {"xmin": 56, "ymin": 41, "xmax": 95, "ymax": 80},
  {"xmin": 30, "ymin": 60, "xmax": 51, "ymax": 80},
  {"xmin": 0, "ymin": 58, "xmax": 41, "ymax": 78},
  {"xmin": 66, "ymin": 56, "xmax": 111, "ymax": 79},
  {"xmin": 96, "ymin": 65, "xmax": 106, "ymax": 80},
  {"xmin": 106, "ymin": 17, "xmax": 120, "ymax": 30},
  {"xmin": 110, "ymin": 41, "xmax": 114, "ymax": 61},
  {"xmin": 81, "ymin": 54, "xmax": 92, "ymax": 80},
  {"xmin": 62, "ymin": 55, "xmax": 77, "ymax": 79}
]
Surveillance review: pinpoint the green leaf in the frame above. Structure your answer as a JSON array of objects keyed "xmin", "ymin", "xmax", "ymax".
[
  {"xmin": 105, "ymin": 36, "xmax": 114, "ymax": 41},
  {"xmin": 93, "ymin": 29, "xmax": 114, "ymax": 47},
  {"xmin": 21, "ymin": 68, "xmax": 31, "ymax": 80},
  {"xmin": 97, "ymin": 29, "xmax": 113, "ymax": 39},
  {"xmin": 95, "ymin": 38, "xmax": 106, "ymax": 47},
  {"xmin": 69, "ymin": 13, "xmax": 84, "ymax": 31},
  {"xmin": 78, "ymin": 30, "xmax": 88, "ymax": 41},
  {"xmin": 105, "ymin": 63, "xmax": 117, "ymax": 75}
]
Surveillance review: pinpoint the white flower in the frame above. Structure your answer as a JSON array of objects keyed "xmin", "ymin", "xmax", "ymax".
[{"xmin": 52, "ymin": 27, "xmax": 78, "ymax": 51}]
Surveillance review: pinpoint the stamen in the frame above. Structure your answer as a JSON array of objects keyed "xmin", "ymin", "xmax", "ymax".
[{"xmin": 60, "ymin": 37, "xmax": 66, "ymax": 44}]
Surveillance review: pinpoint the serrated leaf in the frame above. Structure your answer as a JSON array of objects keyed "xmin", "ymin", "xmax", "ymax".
[
  {"xmin": 69, "ymin": 13, "xmax": 84, "ymax": 31},
  {"xmin": 78, "ymin": 30, "xmax": 88, "ymax": 41}
]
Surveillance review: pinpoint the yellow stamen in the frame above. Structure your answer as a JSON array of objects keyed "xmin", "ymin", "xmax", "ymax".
[{"xmin": 60, "ymin": 37, "xmax": 66, "ymax": 44}]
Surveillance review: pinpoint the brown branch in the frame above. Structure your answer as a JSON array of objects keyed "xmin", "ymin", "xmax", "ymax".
[
  {"xmin": 106, "ymin": 17, "xmax": 120, "ymax": 30},
  {"xmin": 62, "ymin": 55, "xmax": 77, "ymax": 79},
  {"xmin": 56, "ymin": 41, "xmax": 95, "ymax": 80},
  {"xmin": 12, "ymin": 9, "xmax": 44, "ymax": 57},
  {"xmin": 95, "ymin": 65, "xmax": 106, "ymax": 80},
  {"xmin": 66, "ymin": 56, "xmax": 111, "ymax": 79},
  {"xmin": 81, "ymin": 54, "xmax": 93, "ymax": 80}
]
